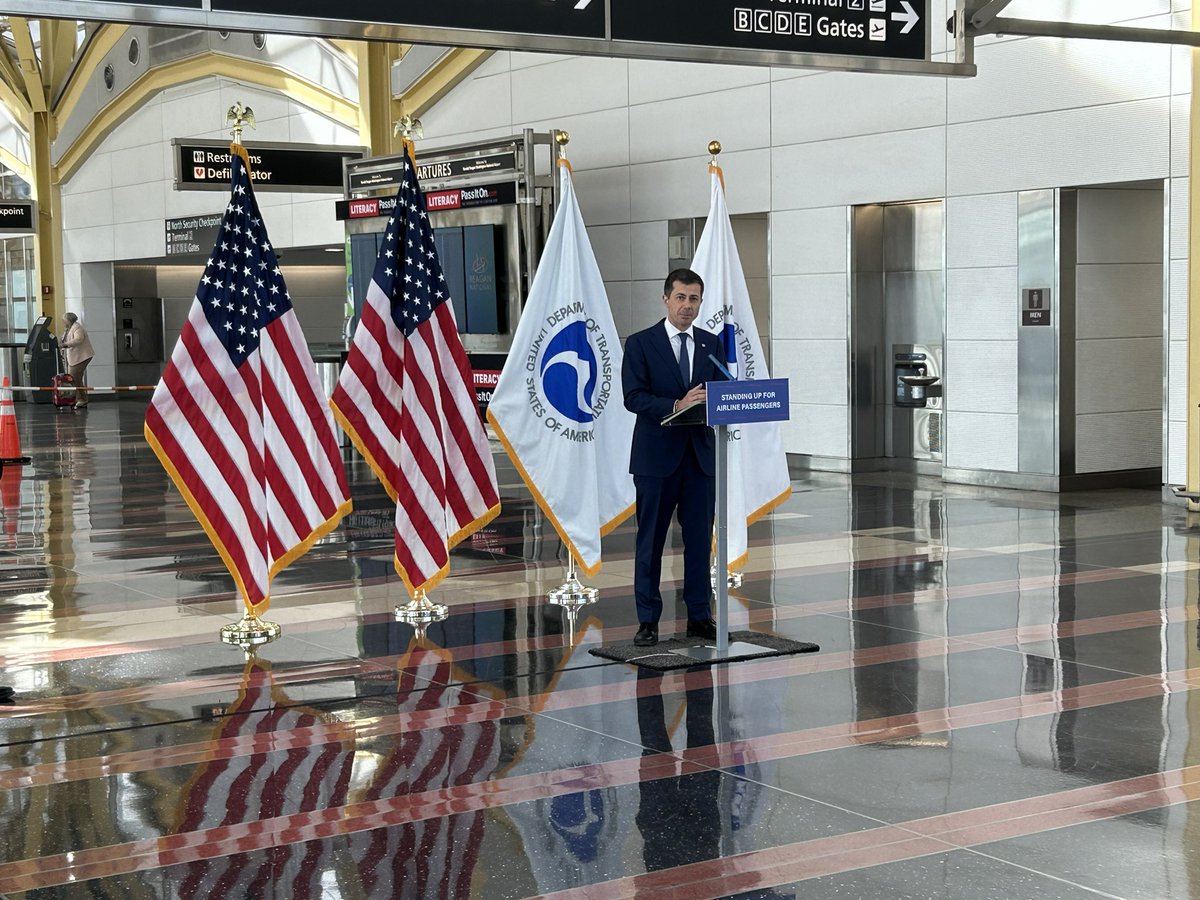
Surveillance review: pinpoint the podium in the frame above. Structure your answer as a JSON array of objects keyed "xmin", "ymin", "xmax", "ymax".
[{"xmin": 663, "ymin": 377, "xmax": 790, "ymax": 662}]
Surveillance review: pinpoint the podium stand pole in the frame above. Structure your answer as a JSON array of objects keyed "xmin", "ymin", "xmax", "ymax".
[{"xmin": 714, "ymin": 423, "xmax": 730, "ymax": 653}]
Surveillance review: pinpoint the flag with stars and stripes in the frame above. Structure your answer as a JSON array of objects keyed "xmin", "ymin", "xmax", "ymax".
[
  {"xmin": 331, "ymin": 146, "xmax": 500, "ymax": 596},
  {"xmin": 144, "ymin": 147, "xmax": 351, "ymax": 617}
]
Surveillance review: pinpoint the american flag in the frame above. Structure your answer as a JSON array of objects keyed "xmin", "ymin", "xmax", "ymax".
[
  {"xmin": 347, "ymin": 646, "xmax": 501, "ymax": 898},
  {"xmin": 331, "ymin": 147, "xmax": 500, "ymax": 596},
  {"xmin": 145, "ymin": 148, "xmax": 351, "ymax": 615},
  {"xmin": 173, "ymin": 658, "xmax": 357, "ymax": 898}
]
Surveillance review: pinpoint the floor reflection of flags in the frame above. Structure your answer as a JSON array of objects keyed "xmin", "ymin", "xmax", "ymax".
[
  {"xmin": 173, "ymin": 658, "xmax": 355, "ymax": 899},
  {"xmin": 349, "ymin": 645, "xmax": 502, "ymax": 899}
]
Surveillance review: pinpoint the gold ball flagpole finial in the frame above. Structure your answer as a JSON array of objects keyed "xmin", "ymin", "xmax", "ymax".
[
  {"xmin": 555, "ymin": 130, "xmax": 570, "ymax": 159},
  {"xmin": 708, "ymin": 140, "xmax": 722, "ymax": 158}
]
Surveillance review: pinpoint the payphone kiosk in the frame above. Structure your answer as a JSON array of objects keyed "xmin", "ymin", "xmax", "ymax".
[{"xmin": 338, "ymin": 130, "xmax": 560, "ymax": 371}]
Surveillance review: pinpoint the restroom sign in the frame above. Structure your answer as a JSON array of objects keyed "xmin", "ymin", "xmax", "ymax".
[{"xmin": 1022, "ymin": 287, "xmax": 1051, "ymax": 326}]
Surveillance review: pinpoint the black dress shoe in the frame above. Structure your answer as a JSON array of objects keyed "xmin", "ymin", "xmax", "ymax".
[
  {"xmin": 686, "ymin": 618, "xmax": 717, "ymax": 640},
  {"xmin": 0, "ymin": 686, "xmax": 14, "ymax": 704},
  {"xmin": 633, "ymin": 623, "xmax": 659, "ymax": 647}
]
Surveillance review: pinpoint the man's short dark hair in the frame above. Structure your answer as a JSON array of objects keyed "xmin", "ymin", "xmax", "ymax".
[{"xmin": 663, "ymin": 268, "xmax": 704, "ymax": 297}]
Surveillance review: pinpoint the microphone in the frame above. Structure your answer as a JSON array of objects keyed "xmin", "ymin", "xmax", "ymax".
[{"xmin": 708, "ymin": 352, "xmax": 737, "ymax": 381}]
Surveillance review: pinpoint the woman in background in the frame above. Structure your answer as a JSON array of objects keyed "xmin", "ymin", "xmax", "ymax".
[{"xmin": 60, "ymin": 312, "xmax": 95, "ymax": 409}]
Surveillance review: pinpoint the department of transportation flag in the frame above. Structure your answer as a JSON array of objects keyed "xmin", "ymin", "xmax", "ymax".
[
  {"xmin": 691, "ymin": 164, "xmax": 792, "ymax": 572},
  {"xmin": 487, "ymin": 159, "xmax": 635, "ymax": 576},
  {"xmin": 331, "ymin": 146, "xmax": 500, "ymax": 596},
  {"xmin": 145, "ymin": 147, "xmax": 351, "ymax": 615}
]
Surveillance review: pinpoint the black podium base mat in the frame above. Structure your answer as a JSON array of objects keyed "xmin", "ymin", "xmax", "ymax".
[{"xmin": 588, "ymin": 630, "xmax": 818, "ymax": 671}]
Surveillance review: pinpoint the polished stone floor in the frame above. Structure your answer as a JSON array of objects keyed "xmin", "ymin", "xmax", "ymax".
[{"xmin": 1, "ymin": 398, "xmax": 1199, "ymax": 899}]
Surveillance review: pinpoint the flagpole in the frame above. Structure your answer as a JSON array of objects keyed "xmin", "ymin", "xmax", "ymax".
[
  {"xmin": 216, "ymin": 100, "xmax": 282, "ymax": 653},
  {"xmin": 386, "ymin": 114, "xmax": 452, "ymax": 639},
  {"xmin": 542, "ymin": 130, "xmax": 602, "ymax": 618},
  {"xmin": 705, "ymin": 140, "xmax": 745, "ymax": 595}
]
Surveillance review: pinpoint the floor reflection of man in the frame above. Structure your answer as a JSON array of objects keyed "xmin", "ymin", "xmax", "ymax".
[{"xmin": 635, "ymin": 668, "xmax": 720, "ymax": 872}]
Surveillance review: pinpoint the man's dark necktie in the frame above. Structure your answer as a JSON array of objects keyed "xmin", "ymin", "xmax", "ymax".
[{"xmin": 678, "ymin": 333, "xmax": 689, "ymax": 386}]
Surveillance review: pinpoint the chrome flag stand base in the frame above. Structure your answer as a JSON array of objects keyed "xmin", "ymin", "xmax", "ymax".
[
  {"xmin": 549, "ymin": 562, "xmax": 597, "ymax": 646},
  {"xmin": 548, "ymin": 563, "xmax": 598, "ymax": 608},
  {"xmin": 395, "ymin": 590, "xmax": 448, "ymax": 642},
  {"xmin": 220, "ymin": 613, "xmax": 281, "ymax": 650}
]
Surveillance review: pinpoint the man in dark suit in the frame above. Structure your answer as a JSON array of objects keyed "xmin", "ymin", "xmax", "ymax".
[{"xmin": 622, "ymin": 268, "xmax": 720, "ymax": 647}]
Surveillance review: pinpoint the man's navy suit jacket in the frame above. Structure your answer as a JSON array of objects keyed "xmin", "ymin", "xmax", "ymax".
[{"xmin": 622, "ymin": 320, "xmax": 721, "ymax": 479}]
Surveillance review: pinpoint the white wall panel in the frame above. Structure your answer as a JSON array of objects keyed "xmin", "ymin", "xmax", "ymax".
[
  {"xmin": 628, "ymin": 280, "xmax": 665, "ymax": 333},
  {"xmin": 771, "ymin": 274, "xmax": 847, "ymax": 341},
  {"xmin": 770, "ymin": 207, "xmax": 848, "ymax": 276},
  {"xmin": 630, "ymin": 85, "xmax": 770, "ymax": 165},
  {"xmin": 785, "ymin": 402, "xmax": 848, "ymax": 458},
  {"xmin": 1075, "ymin": 265, "xmax": 1164, "ymax": 339},
  {"xmin": 630, "ymin": 221, "xmax": 666, "ymax": 281},
  {"xmin": 629, "ymin": 59, "xmax": 768, "ymax": 106},
  {"xmin": 947, "ymin": 99, "xmax": 1170, "ymax": 196},
  {"xmin": 1076, "ymin": 410, "xmax": 1162, "ymax": 472},
  {"xmin": 949, "ymin": 37, "xmax": 1170, "ymax": 125},
  {"xmin": 946, "ymin": 267, "xmax": 1018, "ymax": 341},
  {"xmin": 944, "ymin": 340, "xmax": 1017, "ymax": 414},
  {"xmin": 629, "ymin": 151, "xmax": 774, "ymax": 223},
  {"xmin": 587, "ymin": 224, "xmax": 632, "ymax": 282},
  {"xmin": 773, "ymin": 127, "xmax": 946, "ymax": 211},
  {"xmin": 945, "ymin": 412, "xmax": 1018, "ymax": 471},
  {"xmin": 67, "ymin": 154, "xmax": 115, "ymax": 196},
  {"xmin": 110, "ymin": 143, "xmax": 165, "ymax": 188},
  {"xmin": 1168, "ymin": 419, "xmax": 1187, "ymax": 485},
  {"xmin": 1169, "ymin": 177, "xmax": 1188, "ymax": 260},
  {"xmin": 1076, "ymin": 337, "xmax": 1162, "ymax": 414},
  {"xmin": 772, "ymin": 70, "xmax": 946, "ymax": 147},
  {"xmin": 1171, "ymin": 94, "xmax": 1189, "ymax": 177},
  {"xmin": 290, "ymin": 196, "xmax": 343, "ymax": 247},
  {"xmin": 419, "ymin": 72, "xmax": 512, "ymax": 142},
  {"xmin": 113, "ymin": 220, "xmax": 166, "ymax": 262},
  {"xmin": 112, "ymin": 183, "xmax": 165, "ymax": 227},
  {"xmin": 525, "ymin": 107, "xmax": 630, "ymax": 171},
  {"xmin": 570, "ymin": 166, "xmax": 632, "ymax": 228},
  {"xmin": 511, "ymin": 57, "xmax": 628, "ymax": 122},
  {"xmin": 605, "ymin": 280, "xmax": 633, "ymax": 336},
  {"xmin": 773, "ymin": 338, "xmax": 847, "ymax": 401},
  {"xmin": 1169, "ymin": 340, "xmax": 1188, "ymax": 424},
  {"xmin": 62, "ymin": 191, "xmax": 113, "ymax": 233},
  {"xmin": 1002, "ymin": 1, "xmax": 1170, "ymax": 23},
  {"xmin": 1169, "ymin": 258, "xmax": 1187, "ymax": 337},
  {"xmin": 946, "ymin": 193, "xmax": 1018, "ymax": 269},
  {"xmin": 508, "ymin": 52, "xmax": 574, "ymax": 70}
]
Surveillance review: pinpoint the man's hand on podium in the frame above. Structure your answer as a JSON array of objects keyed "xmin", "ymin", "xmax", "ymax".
[{"xmin": 673, "ymin": 384, "xmax": 706, "ymax": 414}]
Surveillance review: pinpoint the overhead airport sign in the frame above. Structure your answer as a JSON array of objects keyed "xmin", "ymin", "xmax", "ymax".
[
  {"xmin": 25, "ymin": 0, "xmax": 968, "ymax": 76},
  {"xmin": 348, "ymin": 151, "xmax": 518, "ymax": 194},
  {"xmin": 165, "ymin": 213, "xmax": 223, "ymax": 257},
  {"xmin": 611, "ymin": 0, "xmax": 927, "ymax": 62},
  {"xmin": 334, "ymin": 182, "xmax": 518, "ymax": 220},
  {"xmin": 173, "ymin": 139, "xmax": 365, "ymax": 192},
  {"xmin": 0, "ymin": 202, "xmax": 35, "ymax": 234}
]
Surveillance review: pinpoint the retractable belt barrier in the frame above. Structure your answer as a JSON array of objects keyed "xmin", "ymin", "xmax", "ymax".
[{"xmin": 6, "ymin": 385, "xmax": 157, "ymax": 394}]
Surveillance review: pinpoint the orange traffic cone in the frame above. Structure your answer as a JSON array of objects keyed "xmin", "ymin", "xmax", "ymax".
[{"xmin": 0, "ymin": 376, "xmax": 31, "ymax": 465}]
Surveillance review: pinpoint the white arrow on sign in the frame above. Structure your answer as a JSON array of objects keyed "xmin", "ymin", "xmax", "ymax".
[
  {"xmin": 891, "ymin": 0, "xmax": 919, "ymax": 34},
  {"xmin": 574, "ymin": 0, "xmax": 592, "ymax": 8}
]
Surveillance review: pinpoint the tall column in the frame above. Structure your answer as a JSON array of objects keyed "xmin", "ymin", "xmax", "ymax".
[{"xmin": 1188, "ymin": 4, "xmax": 1200, "ymax": 505}]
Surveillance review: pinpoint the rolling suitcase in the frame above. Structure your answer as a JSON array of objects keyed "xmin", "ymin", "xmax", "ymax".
[{"xmin": 51, "ymin": 373, "xmax": 76, "ymax": 409}]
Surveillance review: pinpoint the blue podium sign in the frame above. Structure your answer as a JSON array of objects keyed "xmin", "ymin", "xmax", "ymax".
[{"xmin": 706, "ymin": 378, "xmax": 789, "ymax": 426}]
